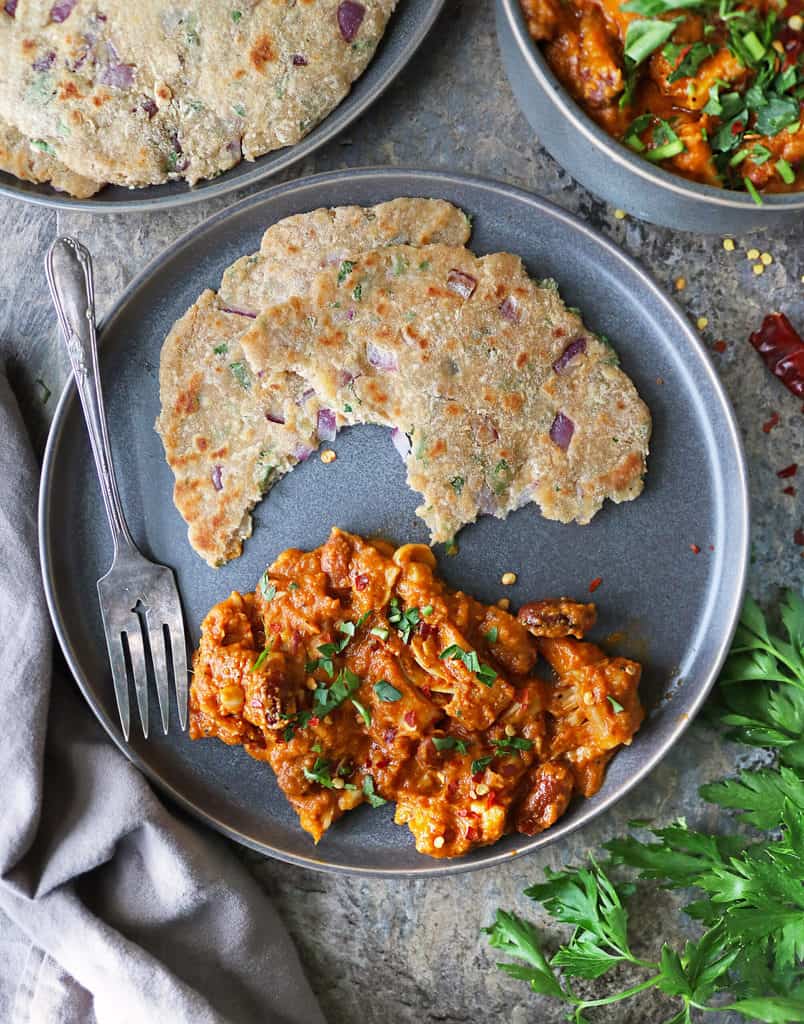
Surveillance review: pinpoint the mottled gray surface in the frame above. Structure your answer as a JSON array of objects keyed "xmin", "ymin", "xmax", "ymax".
[{"xmin": 1, "ymin": 0, "xmax": 802, "ymax": 1020}]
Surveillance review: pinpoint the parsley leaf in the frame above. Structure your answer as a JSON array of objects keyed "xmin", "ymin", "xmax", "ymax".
[
  {"xmin": 440, "ymin": 644, "xmax": 499, "ymax": 687},
  {"xmin": 432, "ymin": 736, "xmax": 470, "ymax": 754},
  {"xmin": 373, "ymin": 680, "xmax": 402, "ymax": 702},
  {"xmin": 388, "ymin": 598, "xmax": 420, "ymax": 643},
  {"xmin": 337, "ymin": 260, "xmax": 354, "ymax": 284},
  {"xmin": 491, "ymin": 735, "xmax": 534, "ymax": 754},
  {"xmin": 472, "ymin": 755, "xmax": 493, "ymax": 775},
  {"xmin": 363, "ymin": 775, "xmax": 387, "ymax": 807}
]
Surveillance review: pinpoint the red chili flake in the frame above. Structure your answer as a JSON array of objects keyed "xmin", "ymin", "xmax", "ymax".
[
  {"xmin": 795, "ymin": 529, "xmax": 804, "ymax": 546},
  {"xmin": 763, "ymin": 411, "xmax": 781, "ymax": 433},
  {"xmin": 690, "ymin": 544, "xmax": 701, "ymax": 554},
  {"xmin": 354, "ymin": 573, "xmax": 370, "ymax": 591},
  {"xmin": 472, "ymin": 772, "xmax": 483, "ymax": 783},
  {"xmin": 713, "ymin": 340, "xmax": 728, "ymax": 353},
  {"xmin": 291, "ymin": 629, "xmax": 303, "ymax": 653},
  {"xmin": 309, "ymin": 716, "xmax": 320, "ymax": 726},
  {"xmin": 465, "ymin": 826, "xmax": 479, "ymax": 842},
  {"xmin": 486, "ymin": 790, "xmax": 499, "ymax": 808},
  {"xmin": 778, "ymin": 464, "xmax": 798, "ymax": 478},
  {"xmin": 269, "ymin": 621, "xmax": 282, "ymax": 635},
  {"xmin": 445, "ymin": 780, "xmax": 459, "ymax": 800},
  {"xmin": 376, "ymin": 757, "xmax": 390, "ymax": 769},
  {"xmin": 404, "ymin": 710, "xmax": 416, "ymax": 727},
  {"xmin": 731, "ymin": 120, "xmax": 744, "ymax": 135},
  {"xmin": 421, "ymin": 685, "xmax": 433, "ymax": 700},
  {"xmin": 589, "ymin": 576, "xmax": 603, "ymax": 593},
  {"xmin": 418, "ymin": 622, "xmax": 438, "ymax": 642},
  {"xmin": 784, "ymin": 486, "xmax": 797, "ymax": 496},
  {"xmin": 708, "ymin": 544, "xmax": 715, "ymax": 551},
  {"xmin": 750, "ymin": 313, "xmax": 804, "ymax": 399}
]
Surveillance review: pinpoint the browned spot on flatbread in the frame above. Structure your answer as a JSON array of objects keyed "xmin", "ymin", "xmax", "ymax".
[
  {"xmin": 599, "ymin": 451, "xmax": 644, "ymax": 492},
  {"xmin": 429, "ymin": 439, "xmax": 447, "ymax": 458},
  {"xmin": 21, "ymin": 39, "xmax": 35, "ymax": 53},
  {"xmin": 250, "ymin": 34, "xmax": 276, "ymax": 73},
  {"xmin": 58, "ymin": 81, "xmax": 82, "ymax": 101}
]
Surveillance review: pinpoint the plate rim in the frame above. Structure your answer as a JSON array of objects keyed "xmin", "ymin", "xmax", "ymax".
[
  {"xmin": 38, "ymin": 166, "xmax": 751, "ymax": 876},
  {"xmin": 0, "ymin": 0, "xmax": 445, "ymax": 214}
]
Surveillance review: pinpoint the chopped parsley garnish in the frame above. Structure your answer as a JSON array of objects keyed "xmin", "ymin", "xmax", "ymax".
[
  {"xmin": 418, "ymin": 260, "xmax": 431, "ymax": 271},
  {"xmin": 776, "ymin": 158, "xmax": 795, "ymax": 184},
  {"xmin": 337, "ymin": 260, "xmax": 354, "ymax": 285},
  {"xmin": 491, "ymin": 735, "xmax": 534, "ymax": 754},
  {"xmin": 213, "ymin": 342, "xmax": 228, "ymax": 355},
  {"xmin": 363, "ymin": 775, "xmax": 387, "ymax": 807},
  {"xmin": 663, "ymin": 40, "xmax": 714, "ymax": 83},
  {"xmin": 31, "ymin": 138, "xmax": 56, "ymax": 155},
  {"xmin": 303, "ymin": 757, "xmax": 335, "ymax": 788},
  {"xmin": 311, "ymin": 742, "xmax": 322, "ymax": 753},
  {"xmin": 251, "ymin": 645, "xmax": 272, "ymax": 672},
  {"xmin": 352, "ymin": 283, "xmax": 363, "ymax": 301},
  {"xmin": 471, "ymin": 755, "xmax": 494, "ymax": 775},
  {"xmin": 371, "ymin": 626, "xmax": 390, "ymax": 640},
  {"xmin": 432, "ymin": 736, "xmax": 470, "ymax": 754},
  {"xmin": 282, "ymin": 709, "xmax": 313, "ymax": 741},
  {"xmin": 421, "ymin": 605, "xmax": 434, "ymax": 617},
  {"xmin": 450, "ymin": 476, "xmax": 465, "ymax": 496},
  {"xmin": 313, "ymin": 668, "xmax": 362, "ymax": 716},
  {"xmin": 307, "ymin": 620, "xmax": 358, "ymax": 675},
  {"xmin": 229, "ymin": 361, "xmax": 250, "ymax": 389},
  {"xmin": 373, "ymin": 680, "xmax": 402, "ymax": 702},
  {"xmin": 485, "ymin": 627, "xmax": 499, "ymax": 644},
  {"xmin": 391, "ymin": 254, "xmax": 409, "ymax": 276},
  {"xmin": 231, "ymin": 9, "xmax": 242, "ymax": 21},
  {"xmin": 388, "ymin": 598, "xmax": 420, "ymax": 643},
  {"xmin": 288, "ymin": 581, "xmax": 299, "ymax": 590},
  {"xmin": 351, "ymin": 698, "xmax": 371, "ymax": 727},
  {"xmin": 259, "ymin": 572, "xmax": 276, "ymax": 600},
  {"xmin": 608, "ymin": 695, "xmax": 626, "ymax": 713},
  {"xmin": 439, "ymin": 644, "xmax": 499, "ymax": 687},
  {"xmin": 232, "ymin": 103, "xmax": 246, "ymax": 117}
]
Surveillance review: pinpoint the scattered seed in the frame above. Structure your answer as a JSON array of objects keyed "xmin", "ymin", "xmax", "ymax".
[
  {"xmin": 497, "ymin": 597, "xmax": 511, "ymax": 610},
  {"xmin": 504, "ymin": 724, "xmax": 516, "ymax": 737},
  {"xmin": 675, "ymin": 277, "xmax": 686, "ymax": 291},
  {"xmin": 760, "ymin": 252, "xmax": 773, "ymax": 266},
  {"xmin": 501, "ymin": 572, "xmax": 517, "ymax": 586},
  {"xmin": 722, "ymin": 238, "xmax": 735, "ymax": 251},
  {"xmin": 332, "ymin": 777, "xmax": 345, "ymax": 790},
  {"xmin": 433, "ymin": 835, "xmax": 445, "ymax": 849},
  {"xmin": 789, "ymin": 13, "xmax": 803, "ymax": 30},
  {"xmin": 753, "ymin": 263, "xmax": 765, "ymax": 276},
  {"xmin": 747, "ymin": 247, "xmax": 760, "ymax": 260},
  {"xmin": 475, "ymin": 783, "xmax": 489, "ymax": 796},
  {"xmin": 614, "ymin": 209, "xmax": 626, "ymax": 220},
  {"xmin": 697, "ymin": 316, "xmax": 709, "ymax": 330},
  {"xmin": 320, "ymin": 449, "xmax": 337, "ymax": 464}
]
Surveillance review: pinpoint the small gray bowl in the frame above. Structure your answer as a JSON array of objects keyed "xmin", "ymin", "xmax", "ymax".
[{"xmin": 496, "ymin": 0, "xmax": 804, "ymax": 233}]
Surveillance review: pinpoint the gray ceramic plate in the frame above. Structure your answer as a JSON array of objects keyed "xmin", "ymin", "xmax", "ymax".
[
  {"xmin": 0, "ymin": 0, "xmax": 441, "ymax": 213},
  {"xmin": 39, "ymin": 168, "xmax": 749, "ymax": 876}
]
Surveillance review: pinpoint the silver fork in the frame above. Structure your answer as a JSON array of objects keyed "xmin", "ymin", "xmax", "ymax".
[{"xmin": 46, "ymin": 237, "xmax": 188, "ymax": 741}]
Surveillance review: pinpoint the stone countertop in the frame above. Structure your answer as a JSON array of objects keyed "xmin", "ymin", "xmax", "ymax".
[{"xmin": 1, "ymin": 0, "xmax": 801, "ymax": 1020}]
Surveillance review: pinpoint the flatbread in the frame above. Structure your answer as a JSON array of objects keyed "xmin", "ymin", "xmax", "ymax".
[
  {"xmin": 0, "ymin": 116, "xmax": 101, "ymax": 197},
  {"xmin": 0, "ymin": 0, "xmax": 395, "ymax": 193},
  {"xmin": 240, "ymin": 243, "xmax": 651, "ymax": 543},
  {"xmin": 156, "ymin": 200, "xmax": 472, "ymax": 567}
]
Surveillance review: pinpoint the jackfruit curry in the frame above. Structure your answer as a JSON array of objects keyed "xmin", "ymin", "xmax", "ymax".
[
  {"xmin": 522, "ymin": 0, "xmax": 804, "ymax": 197},
  {"xmin": 190, "ymin": 529, "xmax": 644, "ymax": 858}
]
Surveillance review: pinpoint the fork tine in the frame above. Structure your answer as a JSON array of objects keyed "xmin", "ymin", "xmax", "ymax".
[
  {"xmin": 146, "ymin": 614, "xmax": 170, "ymax": 735},
  {"xmin": 124, "ymin": 622, "xmax": 149, "ymax": 738},
  {"xmin": 170, "ymin": 624, "xmax": 189, "ymax": 731},
  {"xmin": 104, "ymin": 631, "xmax": 131, "ymax": 742}
]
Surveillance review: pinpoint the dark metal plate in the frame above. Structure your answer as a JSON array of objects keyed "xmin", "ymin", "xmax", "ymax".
[{"xmin": 39, "ymin": 168, "xmax": 749, "ymax": 875}]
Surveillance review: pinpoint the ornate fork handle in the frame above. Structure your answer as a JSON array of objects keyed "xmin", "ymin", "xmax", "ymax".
[{"xmin": 46, "ymin": 237, "xmax": 134, "ymax": 555}]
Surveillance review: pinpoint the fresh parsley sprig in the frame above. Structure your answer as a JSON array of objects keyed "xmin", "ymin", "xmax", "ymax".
[{"xmin": 485, "ymin": 590, "xmax": 804, "ymax": 1022}]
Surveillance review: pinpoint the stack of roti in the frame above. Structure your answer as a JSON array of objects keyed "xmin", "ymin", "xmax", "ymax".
[
  {"xmin": 0, "ymin": 0, "xmax": 395, "ymax": 195},
  {"xmin": 156, "ymin": 198, "xmax": 651, "ymax": 566}
]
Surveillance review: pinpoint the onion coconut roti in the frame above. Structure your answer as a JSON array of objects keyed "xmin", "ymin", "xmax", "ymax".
[{"xmin": 156, "ymin": 198, "xmax": 651, "ymax": 565}]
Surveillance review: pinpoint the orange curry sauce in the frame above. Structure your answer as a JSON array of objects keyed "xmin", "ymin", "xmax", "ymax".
[
  {"xmin": 190, "ymin": 529, "xmax": 643, "ymax": 858},
  {"xmin": 522, "ymin": 0, "xmax": 804, "ymax": 193}
]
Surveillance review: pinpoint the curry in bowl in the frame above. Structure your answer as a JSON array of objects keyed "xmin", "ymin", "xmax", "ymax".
[
  {"xmin": 191, "ymin": 529, "xmax": 643, "ymax": 859},
  {"xmin": 521, "ymin": 0, "xmax": 803, "ymax": 200}
]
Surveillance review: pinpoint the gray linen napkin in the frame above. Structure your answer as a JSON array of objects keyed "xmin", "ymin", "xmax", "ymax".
[{"xmin": 0, "ymin": 368, "xmax": 326, "ymax": 1024}]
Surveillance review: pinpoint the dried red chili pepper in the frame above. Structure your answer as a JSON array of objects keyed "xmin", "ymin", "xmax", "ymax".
[
  {"xmin": 588, "ymin": 576, "xmax": 602, "ymax": 593},
  {"xmin": 778, "ymin": 464, "xmax": 798, "ymax": 478},
  {"xmin": 749, "ymin": 312, "xmax": 804, "ymax": 398}
]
